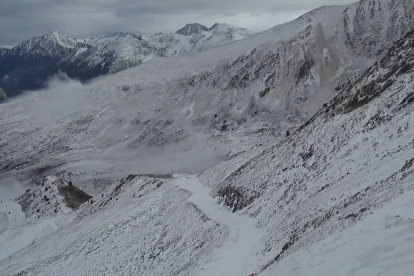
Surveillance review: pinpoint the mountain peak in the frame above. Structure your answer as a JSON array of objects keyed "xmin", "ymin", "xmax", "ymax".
[
  {"xmin": 176, "ymin": 23, "xmax": 208, "ymax": 36},
  {"xmin": 209, "ymin": 23, "xmax": 222, "ymax": 30},
  {"xmin": 43, "ymin": 31, "xmax": 77, "ymax": 48},
  {"xmin": 208, "ymin": 23, "xmax": 233, "ymax": 30},
  {"xmin": 208, "ymin": 23, "xmax": 246, "ymax": 32}
]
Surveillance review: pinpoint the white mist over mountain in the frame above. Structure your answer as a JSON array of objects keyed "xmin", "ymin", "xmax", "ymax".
[
  {"xmin": 0, "ymin": 178, "xmax": 27, "ymax": 201},
  {"xmin": 20, "ymin": 74, "xmax": 92, "ymax": 124}
]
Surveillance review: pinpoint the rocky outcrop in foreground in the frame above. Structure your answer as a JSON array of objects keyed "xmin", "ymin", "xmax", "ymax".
[{"xmin": 0, "ymin": 87, "xmax": 6, "ymax": 102}]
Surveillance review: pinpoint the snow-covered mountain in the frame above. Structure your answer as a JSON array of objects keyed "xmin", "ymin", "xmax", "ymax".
[
  {"xmin": 5, "ymin": 31, "xmax": 77, "ymax": 60},
  {"xmin": 1, "ymin": 0, "xmax": 414, "ymax": 193},
  {"xmin": 0, "ymin": 24, "xmax": 255, "ymax": 97},
  {"xmin": 0, "ymin": 32, "xmax": 79, "ymax": 96},
  {"xmin": 176, "ymin": 23, "xmax": 209, "ymax": 35},
  {"xmin": 57, "ymin": 23, "xmax": 255, "ymax": 80},
  {"xmin": 1, "ymin": 21, "xmax": 414, "ymax": 275},
  {"xmin": 199, "ymin": 25, "xmax": 414, "ymax": 274}
]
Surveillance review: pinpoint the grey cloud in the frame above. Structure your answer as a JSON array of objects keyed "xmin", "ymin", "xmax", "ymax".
[{"xmin": 0, "ymin": 0, "xmax": 356, "ymax": 45}]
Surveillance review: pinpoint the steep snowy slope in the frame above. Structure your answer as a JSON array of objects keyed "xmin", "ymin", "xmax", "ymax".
[
  {"xmin": 199, "ymin": 27, "xmax": 414, "ymax": 274},
  {"xmin": 0, "ymin": 175, "xmax": 230, "ymax": 275},
  {"xmin": 0, "ymin": 176, "xmax": 91, "ymax": 262},
  {"xmin": 56, "ymin": 32, "xmax": 154, "ymax": 80},
  {"xmin": 3, "ymin": 31, "xmax": 77, "ymax": 60}
]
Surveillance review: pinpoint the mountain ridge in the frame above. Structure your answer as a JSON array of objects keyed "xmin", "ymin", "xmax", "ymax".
[
  {"xmin": 176, "ymin": 23, "xmax": 209, "ymax": 35},
  {"xmin": 0, "ymin": 24, "xmax": 255, "ymax": 97}
]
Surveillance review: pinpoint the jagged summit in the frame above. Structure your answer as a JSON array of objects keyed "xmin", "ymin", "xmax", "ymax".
[
  {"xmin": 5, "ymin": 31, "xmax": 77, "ymax": 60},
  {"xmin": 176, "ymin": 23, "xmax": 208, "ymax": 35}
]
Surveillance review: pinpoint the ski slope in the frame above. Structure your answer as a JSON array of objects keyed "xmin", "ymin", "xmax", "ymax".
[{"xmin": 176, "ymin": 176, "xmax": 265, "ymax": 275}]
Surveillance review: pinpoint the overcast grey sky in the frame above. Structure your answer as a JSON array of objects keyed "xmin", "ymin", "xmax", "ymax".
[{"xmin": 0, "ymin": 0, "xmax": 356, "ymax": 46}]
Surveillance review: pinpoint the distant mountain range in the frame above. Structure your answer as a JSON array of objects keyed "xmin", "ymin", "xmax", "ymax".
[{"xmin": 0, "ymin": 23, "xmax": 255, "ymax": 97}]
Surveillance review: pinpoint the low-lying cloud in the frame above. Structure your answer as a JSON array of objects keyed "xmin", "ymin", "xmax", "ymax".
[
  {"xmin": 3, "ymin": 73, "xmax": 225, "ymax": 194},
  {"xmin": 19, "ymin": 73, "xmax": 92, "ymax": 124}
]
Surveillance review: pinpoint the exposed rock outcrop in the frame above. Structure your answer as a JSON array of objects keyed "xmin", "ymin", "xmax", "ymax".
[{"xmin": 0, "ymin": 87, "xmax": 6, "ymax": 102}]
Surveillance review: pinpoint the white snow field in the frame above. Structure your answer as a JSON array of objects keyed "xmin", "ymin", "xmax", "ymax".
[{"xmin": 261, "ymin": 189, "xmax": 414, "ymax": 276}]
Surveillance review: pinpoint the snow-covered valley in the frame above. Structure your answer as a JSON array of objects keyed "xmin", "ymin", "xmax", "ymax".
[{"xmin": 1, "ymin": 0, "xmax": 414, "ymax": 275}]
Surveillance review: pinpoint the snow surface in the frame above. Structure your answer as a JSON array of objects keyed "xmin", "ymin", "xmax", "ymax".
[
  {"xmin": 261, "ymin": 189, "xmax": 414, "ymax": 276},
  {"xmin": 0, "ymin": 176, "xmax": 229, "ymax": 275},
  {"xmin": 176, "ymin": 176, "xmax": 265, "ymax": 275},
  {"xmin": 0, "ymin": 214, "xmax": 60, "ymax": 261},
  {"xmin": 0, "ymin": 200, "xmax": 25, "ymax": 232}
]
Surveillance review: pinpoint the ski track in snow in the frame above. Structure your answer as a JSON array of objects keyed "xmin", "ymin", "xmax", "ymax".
[{"xmin": 175, "ymin": 175, "xmax": 264, "ymax": 276}]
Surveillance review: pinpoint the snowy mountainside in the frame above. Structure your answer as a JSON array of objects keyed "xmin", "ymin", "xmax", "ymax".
[
  {"xmin": 0, "ymin": 175, "xmax": 229, "ymax": 275},
  {"xmin": 0, "ymin": 24, "xmax": 255, "ymax": 97},
  {"xmin": 56, "ymin": 32, "xmax": 154, "ymax": 79},
  {"xmin": 0, "ymin": 32, "xmax": 79, "ymax": 97},
  {"xmin": 2, "ymin": 25, "xmax": 414, "ymax": 273},
  {"xmin": 1, "ymin": 0, "xmax": 414, "ymax": 194},
  {"xmin": 147, "ymin": 23, "xmax": 255, "ymax": 57},
  {"xmin": 0, "ymin": 1, "xmax": 414, "ymax": 275},
  {"xmin": 4, "ymin": 31, "xmax": 77, "ymax": 60},
  {"xmin": 17, "ymin": 176, "xmax": 92, "ymax": 223},
  {"xmin": 199, "ymin": 27, "xmax": 414, "ymax": 273},
  {"xmin": 0, "ymin": 176, "xmax": 91, "ymax": 262},
  {"xmin": 58, "ymin": 23, "xmax": 255, "ymax": 79}
]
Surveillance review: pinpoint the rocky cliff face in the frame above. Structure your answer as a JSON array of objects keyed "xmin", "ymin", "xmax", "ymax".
[
  {"xmin": 0, "ymin": 87, "xmax": 7, "ymax": 102},
  {"xmin": 176, "ymin": 23, "xmax": 209, "ymax": 35}
]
